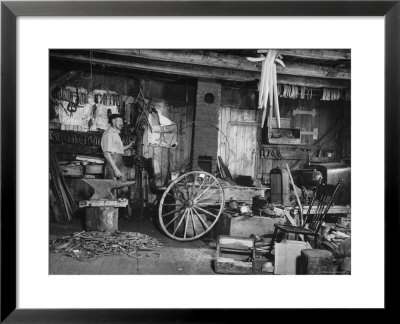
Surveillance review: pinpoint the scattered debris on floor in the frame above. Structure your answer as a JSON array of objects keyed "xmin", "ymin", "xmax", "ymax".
[{"xmin": 49, "ymin": 231, "xmax": 163, "ymax": 261}]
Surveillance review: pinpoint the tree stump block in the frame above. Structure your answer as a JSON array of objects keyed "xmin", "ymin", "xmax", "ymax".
[
  {"xmin": 85, "ymin": 207, "xmax": 119, "ymax": 232},
  {"xmin": 300, "ymin": 249, "xmax": 334, "ymax": 275}
]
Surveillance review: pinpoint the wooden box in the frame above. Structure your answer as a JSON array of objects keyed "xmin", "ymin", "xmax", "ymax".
[
  {"xmin": 267, "ymin": 128, "xmax": 301, "ymax": 145},
  {"xmin": 214, "ymin": 236, "xmax": 255, "ymax": 274},
  {"xmin": 274, "ymin": 240, "xmax": 312, "ymax": 275},
  {"xmin": 214, "ymin": 214, "xmax": 287, "ymax": 238}
]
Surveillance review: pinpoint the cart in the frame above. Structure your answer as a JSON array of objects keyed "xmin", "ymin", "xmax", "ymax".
[{"xmin": 158, "ymin": 171, "xmax": 265, "ymax": 241}]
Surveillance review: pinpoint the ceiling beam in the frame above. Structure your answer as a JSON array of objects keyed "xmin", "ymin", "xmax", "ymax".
[
  {"xmin": 95, "ymin": 49, "xmax": 350, "ymax": 79},
  {"xmin": 96, "ymin": 49, "xmax": 260, "ymax": 72},
  {"xmin": 258, "ymin": 49, "xmax": 351, "ymax": 60},
  {"xmin": 50, "ymin": 51, "xmax": 257, "ymax": 82},
  {"xmin": 50, "ymin": 51, "xmax": 350, "ymax": 88}
]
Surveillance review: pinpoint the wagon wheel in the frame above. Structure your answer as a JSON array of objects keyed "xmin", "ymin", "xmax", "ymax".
[{"xmin": 158, "ymin": 171, "xmax": 225, "ymax": 241}]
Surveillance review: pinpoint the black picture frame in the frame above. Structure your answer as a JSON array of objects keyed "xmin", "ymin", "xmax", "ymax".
[{"xmin": 1, "ymin": 0, "xmax": 397, "ymax": 321}]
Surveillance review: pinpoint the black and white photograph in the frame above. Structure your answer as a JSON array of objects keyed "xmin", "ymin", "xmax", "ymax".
[{"xmin": 48, "ymin": 49, "xmax": 351, "ymax": 275}]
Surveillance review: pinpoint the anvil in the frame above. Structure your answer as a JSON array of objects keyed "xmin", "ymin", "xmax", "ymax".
[{"xmin": 82, "ymin": 179, "xmax": 136, "ymax": 200}]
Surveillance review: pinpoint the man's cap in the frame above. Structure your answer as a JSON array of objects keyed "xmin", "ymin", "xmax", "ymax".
[{"xmin": 108, "ymin": 113, "xmax": 123, "ymax": 124}]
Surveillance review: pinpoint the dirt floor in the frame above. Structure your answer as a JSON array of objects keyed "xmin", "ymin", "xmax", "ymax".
[{"xmin": 49, "ymin": 214, "xmax": 218, "ymax": 275}]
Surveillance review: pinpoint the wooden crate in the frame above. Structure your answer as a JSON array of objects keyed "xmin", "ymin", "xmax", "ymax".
[{"xmin": 214, "ymin": 214, "xmax": 287, "ymax": 238}]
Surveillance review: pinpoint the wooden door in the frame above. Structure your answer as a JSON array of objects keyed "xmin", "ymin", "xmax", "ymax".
[{"xmin": 218, "ymin": 108, "xmax": 258, "ymax": 179}]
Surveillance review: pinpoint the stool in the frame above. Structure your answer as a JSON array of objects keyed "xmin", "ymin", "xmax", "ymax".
[
  {"xmin": 79, "ymin": 199, "xmax": 129, "ymax": 232},
  {"xmin": 301, "ymin": 249, "xmax": 334, "ymax": 275}
]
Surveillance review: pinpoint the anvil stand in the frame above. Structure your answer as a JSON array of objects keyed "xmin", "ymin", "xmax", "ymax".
[{"xmin": 79, "ymin": 179, "xmax": 135, "ymax": 232}]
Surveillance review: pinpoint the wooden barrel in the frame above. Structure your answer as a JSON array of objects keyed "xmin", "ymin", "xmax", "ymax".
[
  {"xmin": 85, "ymin": 207, "xmax": 119, "ymax": 232},
  {"xmin": 300, "ymin": 249, "xmax": 334, "ymax": 275}
]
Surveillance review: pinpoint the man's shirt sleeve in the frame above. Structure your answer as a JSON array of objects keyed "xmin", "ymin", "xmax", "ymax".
[{"xmin": 101, "ymin": 130, "xmax": 114, "ymax": 153}]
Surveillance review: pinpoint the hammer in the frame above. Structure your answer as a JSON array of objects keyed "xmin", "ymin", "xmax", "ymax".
[{"xmin": 82, "ymin": 179, "xmax": 136, "ymax": 200}]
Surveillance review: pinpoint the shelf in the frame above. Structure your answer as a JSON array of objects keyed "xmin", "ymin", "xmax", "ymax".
[{"xmin": 261, "ymin": 144, "xmax": 319, "ymax": 151}]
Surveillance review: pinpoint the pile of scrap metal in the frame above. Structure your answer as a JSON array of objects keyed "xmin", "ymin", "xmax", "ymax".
[
  {"xmin": 224, "ymin": 197, "xmax": 252, "ymax": 217},
  {"xmin": 49, "ymin": 231, "xmax": 163, "ymax": 262},
  {"xmin": 251, "ymin": 197, "xmax": 285, "ymax": 218}
]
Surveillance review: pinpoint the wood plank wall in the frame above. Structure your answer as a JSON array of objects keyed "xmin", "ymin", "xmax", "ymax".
[
  {"xmin": 219, "ymin": 87, "xmax": 351, "ymax": 182},
  {"xmin": 143, "ymin": 102, "xmax": 194, "ymax": 188},
  {"xmin": 50, "ymin": 66, "xmax": 196, "ymax": 206}
]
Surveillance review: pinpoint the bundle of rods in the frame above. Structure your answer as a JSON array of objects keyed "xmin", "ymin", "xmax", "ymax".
[
  {"xmin": 258, "ymin": 50, "xmax": 283, "ymax": 129},
  {"xmin": 49, "ymin": 149, "xmax": 78, "ymax": 223}
]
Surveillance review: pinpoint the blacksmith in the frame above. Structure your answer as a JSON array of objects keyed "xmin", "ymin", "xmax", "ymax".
[
  {"xmin": 101, "ymin": 114, "xmax": 134, "ymax": 218},
  {"xmin": 101, "ymin": 114, "xmax": 133, "ymax": 180}
]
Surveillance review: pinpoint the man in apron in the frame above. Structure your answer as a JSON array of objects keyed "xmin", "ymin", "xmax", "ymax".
[{"xmin": 101, "ymin": 114, "xmax": 134, "ymax": 218}]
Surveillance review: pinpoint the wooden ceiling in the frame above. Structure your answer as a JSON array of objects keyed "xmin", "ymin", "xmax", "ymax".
[{"xmin": 50, "ymin": 49, "xmax": 350, "ymax": 89}]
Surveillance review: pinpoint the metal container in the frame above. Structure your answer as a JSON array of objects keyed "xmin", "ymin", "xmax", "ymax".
[
  {"xmin": 298, "ymin": 169, "xmax": 323, "ymax": 187},
  {"xmin": 304, "ymin": 162, "xmax": 351, "ymax": 205}
]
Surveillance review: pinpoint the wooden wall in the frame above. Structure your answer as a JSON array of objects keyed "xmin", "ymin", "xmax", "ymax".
[
  {"xmin": 50, "ymin": 61, "xmax": 350, "ymax": 208},
  {"xmin": 143, "ymin": 103, "xmax": 194, "ymax": 187},
  {"xmin": 50, "ymin": 63, "xmax": 196, "ymax": 207},
  {"xmin": 219, "ymin": 86, "xmax": 351, "ymax": 182}
]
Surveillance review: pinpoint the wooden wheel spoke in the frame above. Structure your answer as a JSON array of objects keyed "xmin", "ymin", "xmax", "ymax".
[
  {"xmin": 172, "ymin": 209, "xmax": 188, "ymax": 236},
  {"xmin": 192, "ymin": 207, "xmax": 209, "ymax": 230},
  {"xmin": 190, "ymin": 174, "xmax": 198, "ymax": 199},
  {"xmin": 191, "ymin": 176, "xmax": 206, "ymax": 199},
  {"xmin": 183, "ymin": 175, "xmax": 191, "ymax": 198},
  {"xmin": 193, "ymin": 181, "xmax": 217, "ymax": 203},
  {"xmin": 193, "ymin": 205, "xmax": 218, "ymax": 218},
  {"xmin": 164, "ymin": 208, "xmax": 186, "ymax": 228},
  {"xmin": 161, "ymin": 205, "xmax": 185, "ymax": 218},
  {"xmin": 162, "ymin": 203, "xmax": 183, "ymax": 207},
  {"xmin": 189, "ymin": 208, "xmax": 196, "ymax": 237},
  {"xmin": 183, "ymin": 208, "xmax": 190, "ymax": 239}
]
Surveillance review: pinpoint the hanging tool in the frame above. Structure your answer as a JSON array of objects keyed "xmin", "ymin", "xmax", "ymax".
[
  {"xmin": 88, "ymin": 118, "xmax": 93, "ymax": 131},
  {"xmin": 66, "ymin": 102, "xmax": 77, "ymax": 117},
  {"xmin": 92, "ymin": 104, "xmax": 97, "ymax": 119}
]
